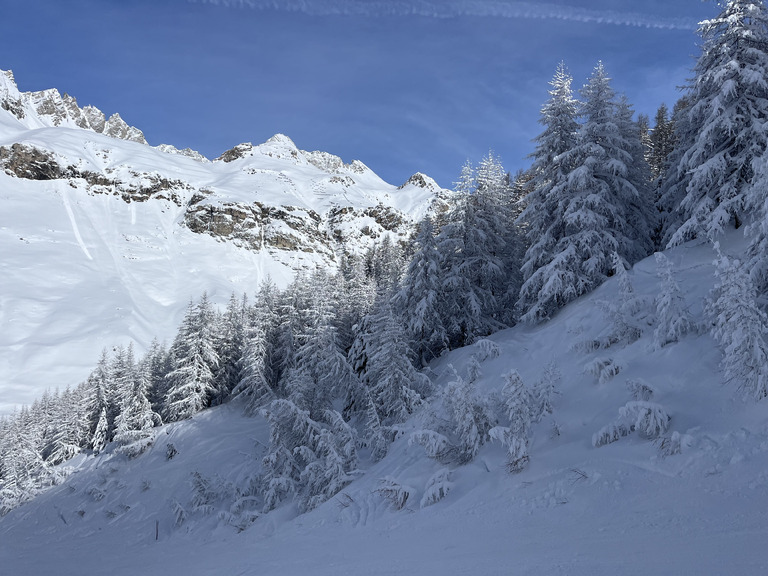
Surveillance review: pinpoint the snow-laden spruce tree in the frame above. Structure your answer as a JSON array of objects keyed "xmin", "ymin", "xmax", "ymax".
[
  {"xmin": 657, "ymin": 97, "xmax": 694, "ymax": 245},
  {"xmin": 517, "ymin": 62, "xmax": 580, "ymax": 322},
  {"xmin": 520, "ymin": 62, "xmax": 651, "ymax": 322},
  {"xmin": 232, "ymin": 309, "xmax": 274, "ymax": 414},
  {"xmin": 648, "ymin": 103, "xmax": 676, "ymax": 186},
  {"xmin": 614, "ymin": 95, "xmax": 657, "ymax": 257},
  {"xmin": 490, "ymin": 370, "xmax": 533, "ymax": 472},
  {"xmin": 364, "ymin": 298, "xmax": 430, "ymax": 426},
  {"xmin": 667, "ymin": 0, "xmax": 768, "ymax": 246},
  {"xmin": 260, "ymin": 399, "xmax": 358, "ymax": 513},
  {"xmin": 438, "ymin": 155, "xmax": 510, "ymax": 346},
  {"xmin": 164, "ymin": 294, "xmax": 220, "ymax": 421},
  {"xmin": 706, "ymin": 247, "xmax": 768, "ymax": 401},
  {"xmin": 212, "ymin": 293, "xmax": 248, "ymax": 405},
  {"xmin": 653, "ymin": 252, "xmax": 694, "ymax": 349},
  {"xmin": 282, "ymin": 273, "xmax": 359, "ymax": 420},
  {"xmin": 393, "ymin": 215, "xmax": 448, "ymax": 366},
  {"xmin": 113, "ymin": 359, "xmax": 161, "ymax": 457},
  {"xmin": 85, "ymin": 348, "xmax": 114, "ymax": 451}
]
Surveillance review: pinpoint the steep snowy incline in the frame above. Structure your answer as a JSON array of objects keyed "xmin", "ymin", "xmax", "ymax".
[
  {"xmin": 1, "ymin": 232, "xmax": 766, "ymax": 575},
  {"xmin": 0, "ymin": 71, "xmax": 445, "ymax": 413}
]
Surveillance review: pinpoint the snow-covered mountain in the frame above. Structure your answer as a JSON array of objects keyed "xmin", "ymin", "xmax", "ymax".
[
  {"xmin": 2, "ymin": 232, "xmax": 767, "ymax": 575},
  {"xmin": 0, "ymin": 68, "xmax": 446, "ymax": 413}
]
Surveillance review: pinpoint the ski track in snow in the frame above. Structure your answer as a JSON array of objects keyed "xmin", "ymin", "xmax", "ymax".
[{"xmin": 59, "ymin": 186, "xmax": 93, "ymax": 261}]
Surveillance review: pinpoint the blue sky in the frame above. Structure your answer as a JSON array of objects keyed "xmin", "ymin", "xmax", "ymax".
[{"xmin": 1, "ymin": 0, "xmax": 714, "ymax": 187}]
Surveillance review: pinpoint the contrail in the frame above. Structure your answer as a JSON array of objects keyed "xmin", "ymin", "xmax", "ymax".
[{"xmin": 191, "ymin": 0, "xmax": 698, "ymax": 31}]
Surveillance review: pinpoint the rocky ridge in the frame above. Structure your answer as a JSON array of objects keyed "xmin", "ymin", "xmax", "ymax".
[{"xmin": 0, "ymin": 68, "xmax": 447, "ymax": 266}]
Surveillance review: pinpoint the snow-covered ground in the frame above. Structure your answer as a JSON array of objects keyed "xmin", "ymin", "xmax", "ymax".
[{"xmin": 2, "ymin": 232, "xmax": 766, "ymax": 575}]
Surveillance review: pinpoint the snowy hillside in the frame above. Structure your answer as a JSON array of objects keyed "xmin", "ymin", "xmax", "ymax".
[
  {"xmin": 0, "ymin": 69, "xmax": 444, "ymax": 412},
  {"xmin": 2, "ymin": 233, "xmax": 767, "ymax": 575}
]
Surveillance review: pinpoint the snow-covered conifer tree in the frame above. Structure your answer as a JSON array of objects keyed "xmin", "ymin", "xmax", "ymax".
[
  {"xmin": 517, "ymin": 62, "xmax": 580, "ymax": 322},
  {"xmin": 164, "ymin": 294, "xmax": 220, "ymax": 421},
  {"xmin": 490, "ymin": 370, "xmax": 533, "ymax": 472},
  {"xmin": 667, "ymin": 0, "xmax": 768, "ymax": 246},
  {"xmin": 365, "ymin": 298, "xmax": 430, "ymax": 425},
  {"xmin": 114, "ymin": 359, "xmax": 161, "ymax": 457},
  {"xmin": 653, "ymin": 252, "xmax": 694, "ymax": 349},
  {"xmin": 519, "ymin": 63, "xmax": 650, "ymax": 322},
  {"xmin": 393, "ymin": 215, "xmax": 448, "ymax": 366},
  {"xmin": 706, "ymin": 247, "xmax": 768, "ymax": 400}
]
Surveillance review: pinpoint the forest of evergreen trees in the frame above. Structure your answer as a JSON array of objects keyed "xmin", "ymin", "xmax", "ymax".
[{"xmin": 3, "ymin": 0, "xmax": 768, "ymax": 518}]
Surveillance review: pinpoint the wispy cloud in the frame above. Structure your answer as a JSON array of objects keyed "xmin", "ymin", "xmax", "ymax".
[{"xmin": 191, "ymin": 0, "xmax": 698, "ymax": 31}]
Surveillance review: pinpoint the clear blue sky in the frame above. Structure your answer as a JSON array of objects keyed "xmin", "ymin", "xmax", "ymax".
[{"xmin": 0, "ymin": 0, "xmax": 714, "ymax": 188}]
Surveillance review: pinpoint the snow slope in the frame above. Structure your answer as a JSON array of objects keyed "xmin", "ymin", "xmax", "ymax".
[
  {"xmin": 2, "ymin": 232, "xmax": 766, "ymax": 575},
  {"xmin": 0, "ymin": 70, "xmax": 443, "ymax": 413}
]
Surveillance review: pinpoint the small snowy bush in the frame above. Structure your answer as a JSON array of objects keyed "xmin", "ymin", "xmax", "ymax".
[
  {"xmin": 474, "ymin": 339, "xmax": 500, "ymax": 361},
  {"xmin": 593, "ymin": 401, "xmax": 670, "ymax": 447},
  {"xmin": 586, "ymin": 357, "xmax": 623, "ymax": 384},
  {"xmin": 420, "ymin": 468, "xmax": 452, "ymax": 508},
  {"xmin": 375, "ymin": 477, "xmax": 414, "ymax": 511}
]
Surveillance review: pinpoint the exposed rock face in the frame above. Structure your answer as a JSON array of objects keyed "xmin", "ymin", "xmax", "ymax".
[
  {"xmin": 216, "ymin": 143, "xmax": 254, "ymax": 163},
  {"xmin": 0, "ymin": 143, "xmax": 186, "ymax": 204},
  {"xmin": 184, "ymin": 197, "xmax": 335, "ymax": 256},
  {"xmin": 103, "ymin": 113, "xmax": 147, "ymax": 144},
  {"xmin": 0, "ymin": 143, "xmax": 66, "ymax": 180},
  {"xmin": 0, "ymin": 68, "xmax": 150, "ymax": 147},
  {"xmin": 0, "ymin": 70, "xmax": 25, "ymax": 119}
]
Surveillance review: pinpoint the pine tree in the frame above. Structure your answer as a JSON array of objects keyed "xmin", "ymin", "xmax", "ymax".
[
  {"xmin": 668, "ymin": 0, "xmax": 768, "ymax": 245},
  {"xmin": 706, "ymin": 247, "xmax": 768, "ymax": 401},
  {"xmin": 519, "ymin": 62, "xmax": 650, "ymax": 322},
  {"xmin": 85, "ymin": 348, "xmax": 114, "ymax": 449},
  {"xmin": 657, "ymin": 97, "xmax": 694, "ymax": 245},
  {"xmin": 393, "ymin": 215, "xmax": 448, "ymax": 366},
  {"xmin": 365, "ymin": 299, "xmax": 429, "ymax": 426},
  {"xmin": 648, "ymin": 103, "xmax": 675, "ymax": 184},
  {"xmin": 212, "ymin": 293, "xmax": 248, "ymax": 405},
  {"xmin": 491, "ymin": 370, "xmax": 533, "ymax": 472},
  {"xmin": 114, "ymin": 359, "xmax": 161, "ymax": 457},
  {"xmin": 164, "ymin": 294, "xmax": 220, "ymax": 421},
  {"xmin": 438, "ymin": 156, "xmax": 510, "ymax": 346},
  {"xmin": 653, "ymin": 252, "xmax": 694, "ymax": 349},
  {"xmin": 517, "ymin": 62, "xmax": 580, "ymax": 322}
]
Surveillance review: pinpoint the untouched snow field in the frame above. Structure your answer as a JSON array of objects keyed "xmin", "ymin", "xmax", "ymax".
[{"xmin": 2, "ymin": 233, "xmax": 767, "ymax": 575}]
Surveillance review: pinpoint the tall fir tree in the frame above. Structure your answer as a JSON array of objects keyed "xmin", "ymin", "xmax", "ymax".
[
  {"xmin": 164, "ymin": 294, "xmax": 220, "ymax": 421},
  {"xmin": 517, "ymin": 62, "xmax": 580, "ymax": 321},
  {"xmin": 667, "ymin": 0, "xmax": 768, "ymax": 246}
]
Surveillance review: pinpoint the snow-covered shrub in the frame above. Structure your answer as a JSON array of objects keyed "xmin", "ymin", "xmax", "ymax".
[
  {"xmin": 409, "ymin": 430, "xmax": 451, "ymax": 461},
  {"xmin": 619, "ymin": 401, "xmax": 670, "ymax": 439},
  {"xmin": 171, "ymin": 499, "xmax": 187, "ymax": 528},
  {"xmin": 592, "ymin": 422, "xmax": 633, "ymax": 447},
  {"xmin": 442, "ymin": 369, "xmax": 496, "ymax": 463},
  {"xmin": 585, "ymin": 357, "xmax": 623, "ymax": 384},
  {"xmin": 420, "ymin": 468, "xmax": 452, "ymax": 508},
  {"xmin": 593, "ymin": 401, "xmax": 670, "ymax": 447},
  {"xmin": 626, "ymin": 379, "xmax": 655, "ymax": 402},
  {"xmin": 466, "ymin": 356, "xmax": 482, "ymax": 384},
  {"xmin": 474, "ymin": 339, "xmax": 500, "ymax": 361},
  {"xmin": 375, "ymin": 476, "xmax": 415, "ymax": 511},
  {"xmin": 655, "ymin": 431, "xmax": 689, "ymax": 458},
  {"xmin": 165, "ymin": 443, "xmax": 178, "ymax": 460},
  {"xmin": 190, "ymin": 471, "xmax": 234, "ymax": 516},
  {"xmin": 489, "ymin": 428, "xmax": 529, "ymax": 472}
]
